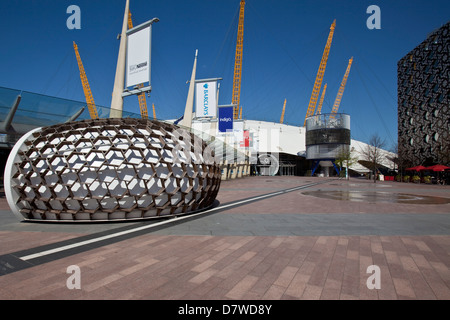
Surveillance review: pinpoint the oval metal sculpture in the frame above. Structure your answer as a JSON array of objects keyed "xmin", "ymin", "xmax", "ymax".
[{"xmin": 4, "ymin": 118, "xmax": 221, "ymax": 222}]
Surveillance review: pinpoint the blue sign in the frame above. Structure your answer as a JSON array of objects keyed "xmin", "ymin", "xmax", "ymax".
[{"xmin": 218, "ymin": 106, "xmax": 233, "ymax": 133}]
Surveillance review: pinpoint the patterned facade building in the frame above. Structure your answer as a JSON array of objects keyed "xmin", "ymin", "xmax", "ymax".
[{"xmin": 397, "ymin": 21, "xmax": 449, "ymax": 167}]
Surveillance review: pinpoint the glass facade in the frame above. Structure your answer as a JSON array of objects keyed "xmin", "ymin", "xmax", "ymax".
[
  {"xmin": 305, "ymin": 113, "xmax": 351, "ymax": 160},
  {"xmin": 0, "ymin": 86, "xmax": 142, "ymax": 133}
]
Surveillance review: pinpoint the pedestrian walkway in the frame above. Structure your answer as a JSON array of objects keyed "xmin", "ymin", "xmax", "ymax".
[{"xmin": 0, "ymin": 176, "xmax": 449, "ymax": 300}]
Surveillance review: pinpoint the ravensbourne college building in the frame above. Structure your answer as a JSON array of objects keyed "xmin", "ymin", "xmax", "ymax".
[{"xmin": 397, "ymin": 21, "xmax": 449, "ymax": 167}]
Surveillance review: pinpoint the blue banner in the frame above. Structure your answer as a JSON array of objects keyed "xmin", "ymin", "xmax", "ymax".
[{"xmin": 218, "ymin": 106, "xmax": 234, "ymax": 133}]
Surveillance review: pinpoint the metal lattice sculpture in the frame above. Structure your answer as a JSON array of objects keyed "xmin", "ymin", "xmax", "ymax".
[{"xmin": 4, "ymin": 118, "xmax": 221, "ymax": 222}]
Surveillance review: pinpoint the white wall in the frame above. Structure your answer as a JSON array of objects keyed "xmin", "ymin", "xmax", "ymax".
[{"xmin": 180, "ymin": 119, "xmax": 397, "ymax": 173}]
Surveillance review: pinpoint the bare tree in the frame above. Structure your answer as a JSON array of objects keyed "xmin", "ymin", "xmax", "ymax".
[
  {"xmin": 335, "ymin": 146, "xmax": 358, "ymax": 180},
  {"xmin": 388, "ymin": 142, "xmax": 399, "ymax": 175},
  {"xmin": 360, "ymin": 134, "xmax": 387, "ymax": 183}
]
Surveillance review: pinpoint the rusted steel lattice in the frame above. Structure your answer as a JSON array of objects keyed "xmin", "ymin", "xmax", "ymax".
[{"xmin": 6, "ymin": 118, "xmax": 221, "ymax": 222}]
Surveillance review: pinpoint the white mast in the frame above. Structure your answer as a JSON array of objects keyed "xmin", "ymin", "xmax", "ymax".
[
  {"xmin": 180, "ymin": 49, "xmax": 198, "ymax": 128},
  {"xmin": 110, "ymin": 0, "xmax": 130, "ymax": 118}
]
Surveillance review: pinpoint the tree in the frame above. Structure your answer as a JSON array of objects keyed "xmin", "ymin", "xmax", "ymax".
[
  {"xmin": 335, "ymin": 146, "xmax": 358, "ymax": 180},
  {"xmin": 360, "ymin": 134, "xmax": 387, "ymax": 183},
  {"xmin": 388, "ymin": 142, "xmax": 399, "ymax": 174}
]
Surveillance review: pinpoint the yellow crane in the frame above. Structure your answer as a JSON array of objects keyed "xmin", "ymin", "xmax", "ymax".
[
  {"xmin": 315, "ymin": 84, "xmax": 327, "ymax": 115},
  {"xmin": 304, "ymin": 20, "xmax": 336, "ymax": 126},
  {"xmin": 128, "ymin": 12, "xmax": 149, "ymax": 119},
  {"xmin": 152, "ymin": 103, "xmax": 157, "ymax": 120},
  {"xmin": 280, "ymin": 99, "xmax": 287, "ymax": 124},
  {"xmin": 232, "ymin": 0, "xmax": 245, "ymax": 120},
  {"xmin": 73, "ymin": 41, "xmax": 99, "ymax": 119},
  {"xmin": 330, "ymin": 57, "xmax": 353, "ymax": 117}
]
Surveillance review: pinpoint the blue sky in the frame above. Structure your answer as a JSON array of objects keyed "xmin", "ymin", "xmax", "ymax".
[{"xmin": 0, "ymin": 0, "xmax": 449, "ymax": 149}]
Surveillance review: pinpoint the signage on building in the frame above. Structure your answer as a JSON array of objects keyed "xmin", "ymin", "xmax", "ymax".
[
  {"xmin": 241, "ymin": 130, "xmax": 250, "ymax": 148},
  {"xmin": 218, "ymin": 106, "xmax": 233, "ymax": 133},
  {"xmin": 233, "ymin": 121, "xmax": 244, "ymax": 148},
  {"xmin": 195, "ymin": 81, "xmax": 217, "ymax": 118},
  {"xmin": 126, "ymin": 25, "xmax": 152, "ymax": 88}
]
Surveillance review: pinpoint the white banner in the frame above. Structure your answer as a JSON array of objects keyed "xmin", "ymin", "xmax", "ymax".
[
  {"xmin": 126, "ymin": 26, "xmax": 151, "ymax": 88},
  {"xmin": 195, "ymin": 81, "xmax": 217, "ymax": 118},
  {"xmin": 233, "ymin": 121, "xmax": 244, "ymax": 148}
]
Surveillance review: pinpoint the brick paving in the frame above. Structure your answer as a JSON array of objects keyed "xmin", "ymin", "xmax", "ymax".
[{"xmin": 0, "ymin": 176, "xmax": 449, "ymax": 300}]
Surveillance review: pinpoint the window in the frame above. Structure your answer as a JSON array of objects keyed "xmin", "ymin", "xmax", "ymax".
[
  {"xmin": 433, "ymin": 132, "xmax": 439, "ymax": 142},
  {"xmin": 433, "ymin": 83, "xmax": 439, "ymax": 93},
  {"xmin": 420, "ymin": 102, "xmax": 426, "ymax": 110},
  {"xmin": 429, "ymin": 98, "xmax": 435, "ymax": 107}
]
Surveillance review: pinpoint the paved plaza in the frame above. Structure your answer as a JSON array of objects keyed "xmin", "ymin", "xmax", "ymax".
[{"xmin": 0, "ymin": 176, "xmax": 449, "ymax": 300}]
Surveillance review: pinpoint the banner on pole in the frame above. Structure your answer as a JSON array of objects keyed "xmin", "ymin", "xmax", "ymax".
[
  {"xmin": 241, "ymin": 130, "xmax": 250, "ymax": 148},
  {"xmin": 195, "ymin": 81, "xmax": 217, "ymax": 118},
  {"xmin": 126, "ymin": 25, "xmax": 151, "ymax": 88},
  {"xmin": 233, "ymin": 121, "xmax": 244, "ymax": 148},
  {"xmin": 218, "ymin": 106, "xmax": 233, "ymax": 133}
]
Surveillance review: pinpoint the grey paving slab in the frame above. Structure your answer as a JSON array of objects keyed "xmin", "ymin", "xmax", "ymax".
[
  {"xmin": 0, "ymin": 210, "xmax": 146, "ymax": 234},
  {"xmin": 0, "ymin": 176, "xmax": 449, "ymax": 300},
  {"xmin": 149, "ymin": 213, "xmax": 450, "ymax": 236}
]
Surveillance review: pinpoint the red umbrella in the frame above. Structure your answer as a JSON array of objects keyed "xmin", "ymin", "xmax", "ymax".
[
  {"xmin": 424, "ymin": 165, "xmax": 450, "ymax": 172},
  {"xmin": 406, "ymin": 165, "xmax": 426, "ymax": 171}
]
